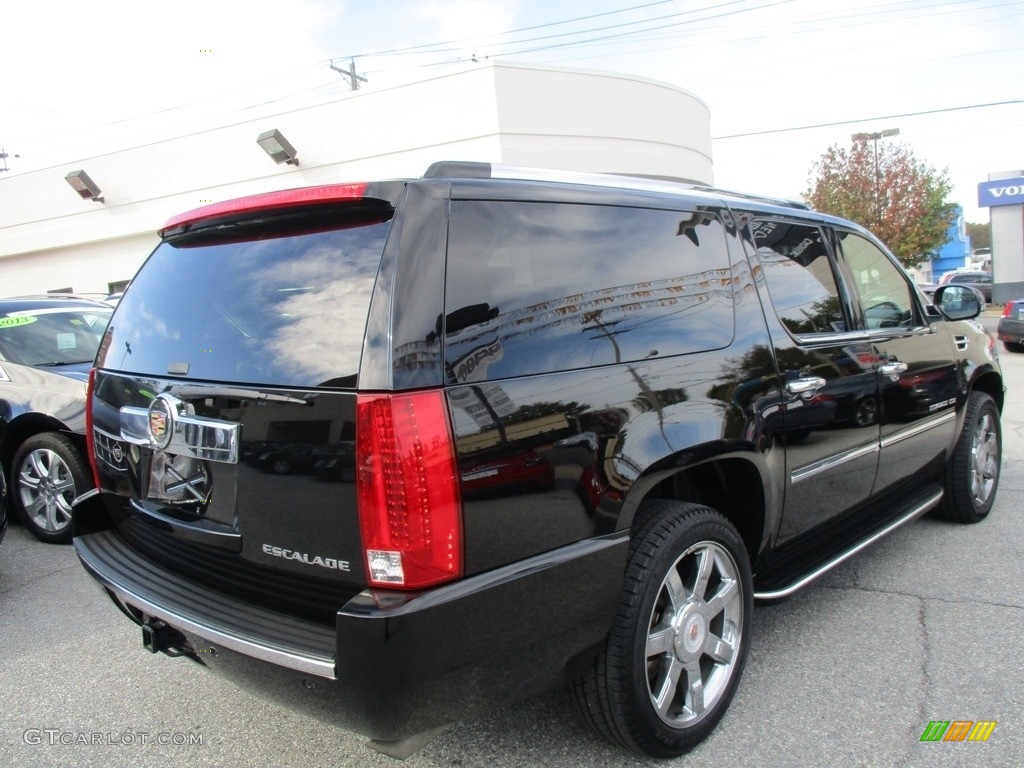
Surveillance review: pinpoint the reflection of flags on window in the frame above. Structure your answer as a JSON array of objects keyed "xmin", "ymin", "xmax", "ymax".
[
  {"xmin": 448, "ymin": 339, "xmax": 518, "ymax": 429},
  {"xmin": 453, "ymin": 339, "xmax": 503, "ymax": 383}
]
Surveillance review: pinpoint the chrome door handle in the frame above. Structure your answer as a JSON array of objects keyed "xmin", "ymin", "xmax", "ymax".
[
  {"xmin": 786, "ymin": 376, "xmax": 827, "ymax": 399},
  {"xmin": 878, "ymin": 361, "xmax": 907, "ymax": 381}
]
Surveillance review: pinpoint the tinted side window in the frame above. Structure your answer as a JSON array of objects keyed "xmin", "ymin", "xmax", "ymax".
[
  {"xmin": 836, "ymin": 232, "xmax": 917, "ymax": 329},
  {"xmin": 443, "ymin": 201, "xmax": 734, "ymax": 381},
  {"xmin": 752, "ymin": 220, "xmax": 846, "ymax": 336}
]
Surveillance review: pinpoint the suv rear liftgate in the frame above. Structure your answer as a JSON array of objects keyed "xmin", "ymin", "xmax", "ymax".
[{"xmin": 73, "ymin": 176, "xmax": 629, "ymax": 756}]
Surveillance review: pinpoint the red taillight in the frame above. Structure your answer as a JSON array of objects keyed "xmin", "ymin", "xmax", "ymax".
[
  {"xmin": 160, "ymin": 183, "xmax": 370, "ymax": 234},
  {"xmin": 85, "ymin": 367, "xmax": 101, "ymax": 489},
  {"xmin": 356, "ymin": 390, "xmax": 463, "ymax": 590},
  {"xmin": 1001, "ymin": 303, "xmax": 1013, "ymax": 318}
]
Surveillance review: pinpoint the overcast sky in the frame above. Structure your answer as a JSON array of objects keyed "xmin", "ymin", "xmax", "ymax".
[{"xmin": 2, "ymin": 0, "xmax": 1021, "ymax": 222}]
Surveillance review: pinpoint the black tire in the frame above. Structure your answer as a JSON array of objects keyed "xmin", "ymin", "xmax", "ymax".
[
  {"xmin": 270, "ymin": 458, "xmax": 292, "ymax": 475},
  {"xmin": 852, "ymin": 396, "xmax": 879, "ymax": 428},
  {"xmin": 11, "ymin": 432, "xmax": 91, "ymax": 544},
  {"xmin": 1003, "ymin": 340, "xmax": 1023, "ymax": 354},
  {"xmin": 935, "ymin": 391, "xmax": 1001, "ymax": 523},
  {"xmin": 571, "ymin": 501, "xmax": 753, "ymax": 757}
]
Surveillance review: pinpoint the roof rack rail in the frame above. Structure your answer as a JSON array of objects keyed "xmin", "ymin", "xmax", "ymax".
[
  {"xmin": 421, "ymin": 161, "xmax": 810, "ymax": 211},
  {"xmin": 704, "ymin": 188, "xmax": 811, "ymax": 211}
]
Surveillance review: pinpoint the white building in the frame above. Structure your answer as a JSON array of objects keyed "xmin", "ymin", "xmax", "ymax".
[{"xmin": 0, "ymin": 62, "xmax": 712, "ymax": 296}]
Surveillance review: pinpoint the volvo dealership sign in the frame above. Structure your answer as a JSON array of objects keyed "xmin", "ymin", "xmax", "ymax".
[{"xmin": 978, "ymin": 179, "xmax": 1024, "ymax": 208}]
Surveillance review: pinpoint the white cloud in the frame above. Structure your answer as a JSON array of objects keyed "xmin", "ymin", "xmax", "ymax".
[
  {"xmin": 411, "ymin": 0, "xmax": 520, "ymax": 47},
  {"xmin": 3, "ymin": 0, "xmax": 344, "ymax": 163}
]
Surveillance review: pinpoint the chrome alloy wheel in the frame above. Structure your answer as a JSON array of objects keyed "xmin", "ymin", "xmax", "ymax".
[
  {"xmin": 970, "ymin": 409, "xmax": 1000, "ymax": 508},
  {"xmin": 644, "ymin": 540, "xmax": 744, "ymax": 727},
  {"xmin": 18, "ymin": 447, "xmax": 76, "ymax": 534}
]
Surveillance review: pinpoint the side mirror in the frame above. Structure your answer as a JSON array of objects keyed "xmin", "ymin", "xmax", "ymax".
[{"xmin": 933, "ymin": 284, "xmax": 982, "ymax": 321}]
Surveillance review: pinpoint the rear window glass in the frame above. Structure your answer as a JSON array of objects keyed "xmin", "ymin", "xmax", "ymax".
[
  {"xmin": 0, "ymin": 307, "xmax": 111, "ymax": 366},
  {"xmin": 103, "ymin": 219, "xmax": 391, "ymax": 388},
  {"xmin": 444, "ymin": 201, "xmax": 734, "ymax": 381}
]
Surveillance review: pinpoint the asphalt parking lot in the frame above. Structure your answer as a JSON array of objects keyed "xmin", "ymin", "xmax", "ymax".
[{"xmin": 2, "ymin": 330, "xmax": 1021, "ymax": 768}]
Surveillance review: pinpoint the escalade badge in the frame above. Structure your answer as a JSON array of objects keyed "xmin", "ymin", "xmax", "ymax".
[{"xmin": 148, "ymin": 394, "xmax": 178, "ymax": 450}]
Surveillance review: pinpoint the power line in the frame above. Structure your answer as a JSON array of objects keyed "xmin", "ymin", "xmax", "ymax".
[
  {"xmin": 364, "ymin": 0, "xmax": 1022, "ymax": 68},
  {"xmin": 6, "ymin": 0, "xmax": 1020, "ymax": 159},
  {"xmin": 712, "ymin": 100, "xmax": 1024, "ymax": 139},
  {"xmin": 340, "ymin": 0, "xmax": 679, "ymax": 58},
  {"xmin": 421, "ymin": 0, "xmax": 799, "ymax": 65}
]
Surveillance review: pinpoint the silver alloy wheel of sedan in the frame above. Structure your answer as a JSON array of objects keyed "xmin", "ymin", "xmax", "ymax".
[
  {"xmin": 19, "ymin": 446, "xmax": 76, "ymax": 534},
  {"xmin": 645, "ymin": 540, "xmax": 743, "ymax": 727},
  {"xmin": 11, "ymin": 432, "xmax": 91, "ymax": 543}
]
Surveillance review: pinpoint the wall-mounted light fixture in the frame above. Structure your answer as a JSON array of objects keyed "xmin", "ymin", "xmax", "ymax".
[
  {"xmin": 257, "ymin": 129, "xmax": 299, "ymax": 165},
  {"xmin": 65, "ymin": 169, "xmax": 105, "ymax": 202}
]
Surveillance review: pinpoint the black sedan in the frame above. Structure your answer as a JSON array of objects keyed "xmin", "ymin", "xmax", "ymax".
[
  {"xmin": 0, "ymin": 295, "xmax": 112, "ymax": 543},
  {"xmin": 997, "ymin": 297, "xmax": 1024, "ymax": 353}
]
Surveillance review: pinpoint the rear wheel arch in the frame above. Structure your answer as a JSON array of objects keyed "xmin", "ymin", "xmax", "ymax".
[{"xmin": 622, "ymin": 453, "xmax": 770, "ymax": 565}]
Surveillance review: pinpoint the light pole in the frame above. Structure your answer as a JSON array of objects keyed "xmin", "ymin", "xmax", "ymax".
[{"xmin": 851, "ymin": 128, "xmax": 899, "ymax": 228}]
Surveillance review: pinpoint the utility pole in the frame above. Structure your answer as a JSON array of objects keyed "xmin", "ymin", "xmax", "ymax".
[
  {"xmin": 330, "ymin": 58, "xmax": 367, "ymax": 91},
  {"xmin": 0, "ymin": 148, "xmax": 19, "ymax": 173}
]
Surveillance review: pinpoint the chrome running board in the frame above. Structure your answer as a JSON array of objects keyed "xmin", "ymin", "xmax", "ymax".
[{"xmin": 753, "ymin": 488, "xmax": 943, "ymax": 601}]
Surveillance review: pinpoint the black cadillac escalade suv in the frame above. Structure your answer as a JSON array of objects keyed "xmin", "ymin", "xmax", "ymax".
[{"xmin": 73, "ymin": 162, "xmax": 1003, "ymax": 758}]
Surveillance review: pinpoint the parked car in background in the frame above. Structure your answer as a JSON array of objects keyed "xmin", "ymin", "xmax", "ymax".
[
  {"xmin": 0, "ymin": 295, "xmax": 112, "ymax": 543},
  {"xmin": 255, "ymin": 445, "xmax": 341, "ymax": 475},
  {"xmin": 314, "ymin": 444, "xmax": 357, "ymax": 482},
  {"xmin": 937, "ymin": 270, "xmax": 992, "ymax": 303},
  {"xmin": 997, "ymin": 297, "xmax": 1024, "ymax": 353}
]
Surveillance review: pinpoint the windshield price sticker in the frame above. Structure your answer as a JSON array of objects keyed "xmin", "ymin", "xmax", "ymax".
[{"xmin": 0, "ymin": 315, "xmax": 38, "ymax": 328}]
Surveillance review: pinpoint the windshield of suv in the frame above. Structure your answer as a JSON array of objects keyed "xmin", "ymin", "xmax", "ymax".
[
  {"xmin": 102, "ymin": 217, "xmax": 392, "ymax": 388},
  {"xmin": 0, "ymin": 307, "xmax": 112, "ymax": 366}
]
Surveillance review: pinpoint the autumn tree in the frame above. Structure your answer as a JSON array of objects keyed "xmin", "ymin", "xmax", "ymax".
[
  {"xmin": 966, "ymin": 221, "xmax": 990, "ymax": 252},
  {"xmin": 804, "ymin": 139, "xmax": 958, "ymax": 270}
]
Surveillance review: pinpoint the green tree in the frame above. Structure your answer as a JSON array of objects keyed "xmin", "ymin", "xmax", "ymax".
[
  {"xmin": 804, "ymin": 139, "xmax": 958, "ymax": 270},
  {"xmin": 966, "ymin": 221, "xmax": 990, "ymax": 252}
]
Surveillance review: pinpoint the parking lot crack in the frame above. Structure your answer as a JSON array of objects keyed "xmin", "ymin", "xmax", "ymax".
[
  {"xmin": 824, "ymin": 583, "xmax": 1024, "ymax": 612},
  {"xmin": 0, "ymin": 560, "xmax": 82, "ymax": 597}
]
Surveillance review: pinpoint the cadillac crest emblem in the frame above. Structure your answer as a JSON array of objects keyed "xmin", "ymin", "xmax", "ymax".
[{"xmin": 147, "ymin": 394, "xmax": 177, "ymax": 450}]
